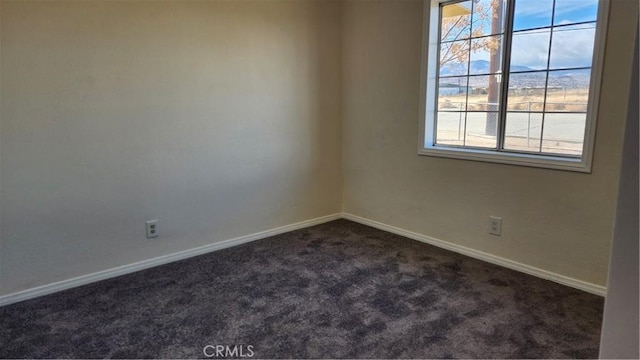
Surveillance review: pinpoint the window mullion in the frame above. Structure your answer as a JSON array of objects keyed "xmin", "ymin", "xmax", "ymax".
[
  {"xmin": 497, "ymin": 0, "xmax": 516, "ymax": 152},
  {"xmin": 461, "ymin": 0, "xmax": 474, "ymax": 146},
  {"xmin": 539, "ymin": 0, "xmax": 558, "ymax": 153}
]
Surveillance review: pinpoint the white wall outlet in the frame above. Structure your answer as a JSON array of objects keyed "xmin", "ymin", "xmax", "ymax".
[
  {"xmin": 146, "ymin": 220, "xmax": 159, "ymax": 238},
  {"xmin": 489, "ymin": 216, "xmax": 502, "ymax": 236}
]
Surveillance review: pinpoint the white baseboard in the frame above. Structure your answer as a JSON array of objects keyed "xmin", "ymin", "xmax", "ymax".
[
  {"xmin": 0, "ymin": 211, "xmax": 605, "ymax": 307},
  {"xmin": 0, "ymin": 213, "xmax": 342, "ymax": 307},
  {"xmin": 341, "ymin": 213, "xmax": 607, "ymax": 296}
]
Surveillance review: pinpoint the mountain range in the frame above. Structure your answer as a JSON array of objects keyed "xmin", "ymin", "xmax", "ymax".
[
  {"xmin": 439, "ymin": 60, "xmax": 532, "ymax": 76},
  {"xmin": 440, "ymin": 60, "xmax": 591, "ymax": 88}
]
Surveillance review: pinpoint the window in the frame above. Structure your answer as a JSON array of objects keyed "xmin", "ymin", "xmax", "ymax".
[{"xmin": 419, "ymin": 0, "xmax": 608, "ymax": 172}]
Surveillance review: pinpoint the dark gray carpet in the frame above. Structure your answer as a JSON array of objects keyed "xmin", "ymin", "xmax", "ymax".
[{"xmin": 0, "ymin": 219, "xmax": 604, "ymax": 359}]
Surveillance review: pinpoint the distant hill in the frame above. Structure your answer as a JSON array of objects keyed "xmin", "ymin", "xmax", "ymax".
[
  {"xmin": 440, "ymin": 60, "xmax": 532, "ymax": 76},
  {"xmin": 440, "ymin": 61, "xmax": 591, "ymax": 89}
]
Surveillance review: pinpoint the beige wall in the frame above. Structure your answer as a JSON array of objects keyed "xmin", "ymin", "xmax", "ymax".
[
  {"xmin": 0, "ymin": 1, "xmax": 343, "ymax": 295},
  {"xmin": 341, "ymin": 0, "xmax": 636, "ymax": 286},
  {"xmin": 1, "ymin": 0, "xmax": 633, "ymax": 297}
]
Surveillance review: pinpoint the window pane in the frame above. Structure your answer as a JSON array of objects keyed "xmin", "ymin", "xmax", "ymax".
[
  {"xmin": 504, "ymin": 112, "xmax": 543, "ymax": 152},
  {"xmin": 513, "ymin": 0, "xmax": 553, "ymax": 31},
  {"xmin": 441, "ymin": 1, "xmax": 472, "ymax": 42},
  {"xmin": 464, "ymin": 112, "xmax": 498, "ymax": 148},
  {"xmin": 440, "ymin": 40, "xmax": 470, "ymax": 76},
  {"xmin": 510, "ymin": 29, "xmax": 551, "ymax": 71},
  {"xmin": 469, "ymin": 35, "xmax": 503, "ymax": 75},
  {"xmin": 506, "ymin": 71, "xmax": 547, "ymax": 111},
  {"xmin": 546, "ymin": 69, "xmax": 591, "ymax": 112},
  {"xmin": 425, "ymin": 0, "xmax": 600, "ymax": 165},
  {"xmin": 471, "ymin": 0, "xmax": 507, "ymax": 37},
  {"xmin": 541, "ymin": 113, "xmax": 586, "ymax": 155},
  {"xmin": 438, "ymin": 77, "xmax": 468, "ymax": 111},
  {"xmin": 467, "ymin": 75, "xmax": 502, "ymax": 112},
  {"xmin": 549, "ymin": 23, "xmax": 596, "ymax": 69},
  {"xmin": 436, "ymin": 111, "xmax": 466, "ymax": 146},
  {"xmin": 554, "ymin": 0, "xmax": 598, "ymax": 24}
]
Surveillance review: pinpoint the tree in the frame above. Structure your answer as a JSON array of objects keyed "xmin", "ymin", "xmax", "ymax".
[
  {"xmin": 439, "ymin": 0, "xmax": 503, "ymax": 136},
  {"xmin": 439, "ymin": 1, "xmax": 501, "ymax": 71}
]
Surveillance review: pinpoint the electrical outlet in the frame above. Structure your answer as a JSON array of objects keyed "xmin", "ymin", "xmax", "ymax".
[
  {"xmin": 489, "ymin": 216, "xmax": 502, "ymax": 236},
  {"xmin": 146, "ymin": 220, "xmax": 159, "ymax": 238}
]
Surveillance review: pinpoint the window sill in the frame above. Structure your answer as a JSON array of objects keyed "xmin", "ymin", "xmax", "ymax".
[{"xmin": 418, "ymin": 146, "xmax": 591, "ymax": 173}]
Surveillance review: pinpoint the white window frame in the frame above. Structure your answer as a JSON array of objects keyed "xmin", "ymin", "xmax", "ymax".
[{"xmin": 418, "ymin": 0, "xmax": 610, "ymax": 173}]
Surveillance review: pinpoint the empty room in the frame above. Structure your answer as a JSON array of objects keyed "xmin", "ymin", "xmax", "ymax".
[{"xmin": 0, "ymin": 0, "xmax": 638, "ymax": 358}]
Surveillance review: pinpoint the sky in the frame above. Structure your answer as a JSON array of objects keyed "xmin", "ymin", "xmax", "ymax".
[
  {"xmin": 442, "ymin": 0, "xmax": 599, "ymax": 71},
  {"xmin": 511, "ymin": 0, "xmax": 598, "ymax": 69},
  {"xmin": 514, "ymin": 0, "xmax": 598, "ymax": 29}
]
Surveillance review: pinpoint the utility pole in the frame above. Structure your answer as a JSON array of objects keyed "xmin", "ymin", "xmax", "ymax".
[{"xmin": 486, "ymin": 0, "xmax": 503, "ymax": 136}]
